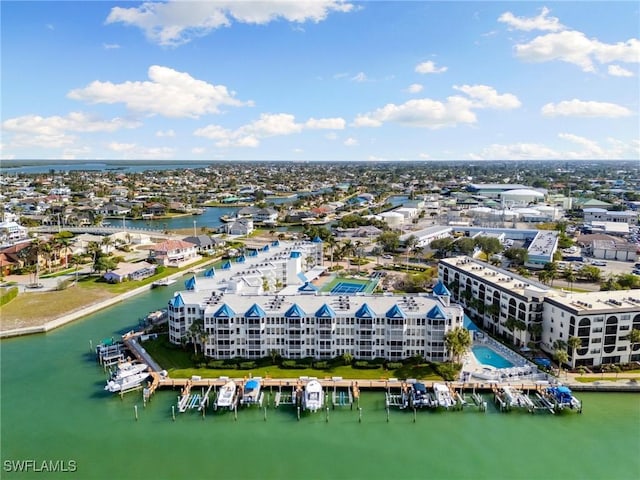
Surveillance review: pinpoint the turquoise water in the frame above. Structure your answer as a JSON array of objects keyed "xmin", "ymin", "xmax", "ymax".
[
  {"xmin": 472, "ymin": 345, "xmax": 514, "ymax": 369},
  {"xmin": 1, "ymin": 286, "xmax": 640, "ymax": 479}
]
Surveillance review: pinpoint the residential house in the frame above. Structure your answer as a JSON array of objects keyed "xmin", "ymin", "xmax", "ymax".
[
  {"xmin": 148, "ymin": 239, "xmax": 199, "ymax": 267},
  {"xmin": 103, "ymin": 261, "xmax": 156, "ymax": 283}
]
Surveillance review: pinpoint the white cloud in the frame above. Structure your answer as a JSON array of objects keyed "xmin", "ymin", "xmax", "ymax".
[
  {"xmin": 419, "ymin": 153, "xmax": 431, "ymax": 160},
  {"xmin": 2, "ymin": 112, "xmax": 140, "ymax": 136},
  {"xmin": 608, "ymin": 64, "xmax": 634, "ymax": 77},
  {"xmin": 415, "ymin": 61, "xmax": 447, "ymax": 74},
  {"xmin": 558, "ymin": 133, "xmax": 604, "ymax": 156},
  {"xmin": 406, "ymin": 83, "xmax": 423, "ymax": 94},
  {"xmin": 498, "ymin": 6, "xmax": 564, "ymax": 32},
  {"xmin": 344, "ymin": 137, "xmax": 358, "ymax": 147},
  {"xmin": 102, "ymin": 43, "xmax": 121, "ymax": 50},
  {"xmin": 194, "ymin": 113, "xmax": 345, "ymax": 148},
  {"xmin": 107, "ymin": 143, "xmax": 176, "ymax": 159},
  {"xmin": 106, "ymin": 0, "xmax": 354, "ymax": 47},
  {"xmin": 68, "ymin": 65, "xmax": 251, "ymax": 118},
  {"xmin": 541, "ymin": 99, "xmax": 632, "ymax": 118},
  {"xmin": 108, "ymin": 142, "xmax": 137, "ymax": 152},
  {"xmin": 453, "ymin": 85, "xmax": 521, "ymax": 109},
  {"xmin": 305, "ymin": 117, "xmax": 345, "ymax": 129},
  {"xmin": 469, "ymin": 135, "xmax": 636, "ymax": 160},
  {"xmin": 7, "ymin": 133, "xmax": 75, "ymax": 149},
  {"xmin": 351, "ymin": 72, "xmax": 368, "ymax": 82},
  {"xmin": 514, "ymin": 30, "xmax": 640, "ymax": 72},
  {"xmin": 156, "ymin": 129, "xmax": 176, "ymax": 137},
  {"xmin": 191, "ymin": 147, "xmax": 206, "ymax": 154},
  {"xmin": 354, "ymin": 85, "xmax": 519, "ymax": 129}
]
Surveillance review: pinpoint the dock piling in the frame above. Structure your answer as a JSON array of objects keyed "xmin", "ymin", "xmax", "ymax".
[
  {"xmin": 134, "ymin": 405, "xmax": 138, "ymax": 421},
  {"xmin": 358, "ymin": 407, "xmax": 362, "ymax": 423},
  {"xmin": 326, "ymin": 406, "xmax": 329, "ymax": 423},
  {"xmin": 386, "ymin": 407, "xmax": 390, "ymax": 422},
  {"xmin": 264, "ymin": 407, "xmax": 267, "ymax": 421},
  {"xmin": 297, "ymin": 406, "xmax": 300, "ymax": 421},
  {"xmin": 413, "ymin": 407, "xmax": 416, "ymax": 423},
  {"xmin": 172, "ymin": 405, "xmax": 175, "ymax": 421}
]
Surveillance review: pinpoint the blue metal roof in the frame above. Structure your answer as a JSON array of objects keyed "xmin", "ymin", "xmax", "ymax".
[
  {"xmin": 221, "ymin": 260, "xmax": 231, "ymax": 269},
  {"xmin": 169, "ymin": 293, "xmax": 185, "ymax": 308},
  {"xmin": 284, "ymin": 304, "xmax": 306, "ymax": 318},
  {"xmin": 245, "ymin": 303, "xmax": 266, "ymax": 318},
  {"xmin": 297, "ymin": 281, "xmax": 317, "ymax": 292},
  {"xmin": 248, "ymin": 249, "xmax": 258, "ymax": 257},
  {"xmin": 432, "ymin": 281, "xmax": 451, "ymax": 296},
  {"xmin": 271, "ymin": 240, "xmax": 279, "ymax": 247},
  {"xmin": 184, "ymin": 275, "xmax": 197, "ymax": 290},
  {"xmin": 262, "ymin": 245, "xmax": 270, "ymax": 252},
  {"xmin": 213, "ymin": 304, "xmax": 235, "ymax": 318},
  {"xmin": 204, "ymin": 267, "xmax": 215, "ymax": 277},
  {"xmin": 426, "ymin": 305, "xmax": 447, "ymax": 319},
  {"xmin": 236, "ymin": 255, "xmax": 246, "ymax": 263},
  {"xmin": 312, "ymin": 236, "xmax": 323, "ymax": 243},
  {"xmin": 315, "ymin": 303, "xmax": 336, "ymax": 318},
  {"xmin": 289, "ymin": 251, "xmax": 301, "ymax": 259},
  {"xmin": 355, "ymin": 303, "xmax": 374, "ymax": 318},
  {"xmin": 386, "ymin": 304, "xmax": 406, "ymax": 319}
]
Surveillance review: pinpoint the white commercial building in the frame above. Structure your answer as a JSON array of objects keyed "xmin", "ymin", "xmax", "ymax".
[{"xmin": 439, "ymin": 256, "xmax": 640, "ymax": 367}]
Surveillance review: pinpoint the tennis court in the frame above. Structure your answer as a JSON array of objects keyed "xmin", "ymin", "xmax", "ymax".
[{"xmin": 320, "ymin": 276, "xmax": 378, "ymax": 294}]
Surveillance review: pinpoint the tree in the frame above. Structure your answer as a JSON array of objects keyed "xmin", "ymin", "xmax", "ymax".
[
  {"xmin": 188, "ymin": 319, "xmax": 205, "ymax": 355},
  {"xmin": 475, "ymin": 236, "xmax": 502, "ymax": 259},
  {"xmin": 626, "ymin": 328, "xmax": 640, "ymax": 360},
  {"xmin": 554, "ymin": 349, "xmax": 569, "ymax": 378},
  {"xmin": 564, "ymin": 266, "xmax": 577, "ymax": 291},
  {"xmin": 504, "ymin": 247, "xmax": 529, "ymax": 266},
  {"xmin": 404, "ymin": 235, "xmax": 418, "ymax": 272},
  {"xmin": 430, "ymin": 238, "xmax": 455, "ymax": 258},
  {"xmin": 377, "ymin": 231, "xmax": 400, "ymax": 252},
  {"xmin": 567, "ymin": 336, "xmax": 582, "ymax": 369},
  {"xmin": 544, "ymin": 262, "xmax": 558, "ymax": 286},
  {"xmin": 444, "ymin": 327, "xmax": 472, "ymax": 363},
  {"xmin": 455, "ymin": 237, "xmax": 476, "ymax": 256},
  {"xmin": 341, "ymin": 352, "xmax": 353, "ymax": 366}
]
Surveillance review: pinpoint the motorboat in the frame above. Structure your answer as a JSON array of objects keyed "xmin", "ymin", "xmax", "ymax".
[
  {"xmin": 105, "ymin": 371, "xmax": 150, "ymax": 393},
  {"xmin": 546, "ymin": 386, "xmax": 582, "ymax": 411},
  {"xmin": 110, "ymin": 361, "xmax": 148, "ymax": 381},
  {"xmin": 433, "ymin": 382, "xmax": 455, "ymax": 409},
  {"xmin": 303, "ymin": 380, "xmax": 323, "ymax": 412},
  {"xmin": 240, "ymin": 378, "xmax": 262, "ymax": 406},
  {"xmin": 411, "ymin": 382, "xmax": 431, "ymax": 408},
  {"xmin": 217, "ymin": 380, "xmax": 238, "ymax": 409}
]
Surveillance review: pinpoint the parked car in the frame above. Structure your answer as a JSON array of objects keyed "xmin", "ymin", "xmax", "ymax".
[{"xmin": 591, "ymin": 260, "xmax": 607, "ymax": 266}]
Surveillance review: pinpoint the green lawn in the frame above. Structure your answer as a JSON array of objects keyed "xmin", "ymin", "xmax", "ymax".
[
  {"xmin": 574, "ymin": 376, "xmax": 636, "ymax": 383},
  {"xmin": 141, "ymin": 336, "xmax": 444, "ymax": 381}
]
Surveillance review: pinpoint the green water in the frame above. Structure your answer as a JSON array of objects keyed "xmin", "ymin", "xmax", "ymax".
[{"xmin": 1, "ymin": 286, "xmax": 639, "ymax": 480}]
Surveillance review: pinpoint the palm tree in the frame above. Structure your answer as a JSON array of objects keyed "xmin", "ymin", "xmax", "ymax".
[
  {"xmin": 188, "ymin": 319, "xmax": 205, "ymax": 355},
  {"xmin": 554, "ymin": 349, "xmax": 569, "ymax": 378},
  {"xmin": 342, "ymin": 352, "xmax": 353, "ymax": 366},
  {"xmin": 567, "ymin": 336, "xmax": 582, "ymax": 369},
  {"xmin": 404, "ymin": 235, "xmax": 418, "ymax": 272},
  {"xmin": 514, "ymin": 319, "xmax": 527, "ymax": 347},
  {"xmin": 537, "ymin": 270, "xmax": 551, "ymax": 285},
  {"xmin": 564, "ymin": 265, "xmax": 577, "ymax": 292},
  {"xmin": 326, "ymin": 235, "xmax": 338, "ymax": 267},
  {"xmin": 101, "ymin": 236, "xmax": 114, "ymax": 255},
  {"xmin": 444, "ymin": 327, "xmax": 472, "ymax": 363},
  {"xmin": 626, "ymin": 328, "xmax": 640, "ymax": 361}
]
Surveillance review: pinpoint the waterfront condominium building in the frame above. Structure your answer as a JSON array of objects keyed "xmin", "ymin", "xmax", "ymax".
[
  {"xmin": 167, "ymin": 287, "xmax": 463, "ymax": 362},
  {"xmin": 438, "ymin": 256, "xmax": 640, "ymax": 367},
  {"xmin": 166, "ymin": 239, "xmax": 464, "ymax": 362}
]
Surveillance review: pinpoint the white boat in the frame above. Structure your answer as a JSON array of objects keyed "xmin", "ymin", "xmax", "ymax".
[
  {"xmin": 303, "ymin": 380, "xmax": 323, "ymax": 412},
  {"xmin": 110, "ymin": 361, "xmax": 148, "ymax": 381},
  {"xmin": 217, "ymin": 380, "xmax": 237, "ymax": 409},
  {"xmin": 240, "ymin": 378, "xmax": 262, "ymax": 406},
  {"xmin": 105, "ymin": 371, "xmax": 150, "ymax": 393},
  {"xmin": 433, "ymin": 382, "xmax": 455, "ymax": 409}
]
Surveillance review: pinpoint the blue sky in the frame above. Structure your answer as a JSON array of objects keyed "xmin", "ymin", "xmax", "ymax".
[{"xmin": 1, "ymin": 1, "xmax": 638, "ymax": 161}]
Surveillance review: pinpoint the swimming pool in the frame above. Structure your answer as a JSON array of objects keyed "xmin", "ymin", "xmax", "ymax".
[{"xmin": 472, "ymin": 345, "xmax": 514, "ymax": 369}]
